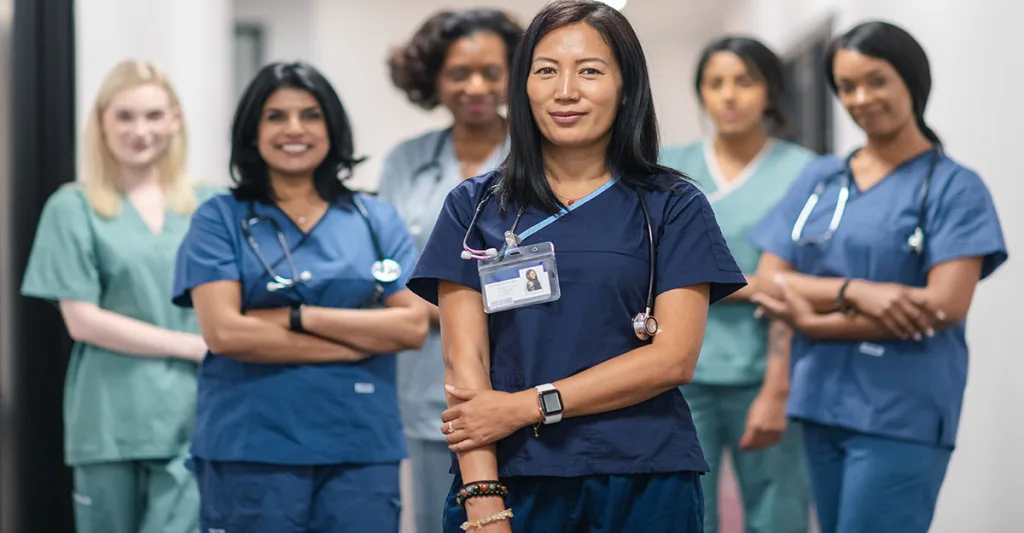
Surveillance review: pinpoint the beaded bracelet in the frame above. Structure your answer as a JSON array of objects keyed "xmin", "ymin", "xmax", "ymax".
[
  {"xmin": 456, "ymin": 480, "xmax": 508, "ymax": 507},
  {"xmin": 461, "ymin": 508, "xmax": 513, "ymax": 531}
]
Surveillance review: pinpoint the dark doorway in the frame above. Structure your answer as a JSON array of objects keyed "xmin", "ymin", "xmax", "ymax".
[{"xmin": 780, "ymin": 19, "xmax": 835, "ymax": 155}]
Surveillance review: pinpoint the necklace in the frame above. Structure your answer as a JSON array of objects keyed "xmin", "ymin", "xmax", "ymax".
[{"xmin": 553, "ymin": 191, "xmax": 584, "ymax": 206}]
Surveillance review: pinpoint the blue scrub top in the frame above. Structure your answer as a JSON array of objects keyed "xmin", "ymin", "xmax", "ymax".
[
  {"xmin": 750, "ymin": 150, "xmax": 1008, "ymax": 448},
  {"xmin": 171, "ymin": 191, "xmax": 418, "ymax": 465},
  {"xmin": 407, "ymin": 170, "xmax": 747, "ymax": 478}
]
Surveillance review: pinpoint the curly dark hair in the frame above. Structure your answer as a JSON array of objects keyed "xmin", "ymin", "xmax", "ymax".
[{"xmin": 388, "ymin": 9, "xmax": 523, "ymax": 110}]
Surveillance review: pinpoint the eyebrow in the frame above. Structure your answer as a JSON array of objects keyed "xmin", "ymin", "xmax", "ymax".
[{"xmin": 532, "ymin": 56, "xmax": 610, "ymax": 66}]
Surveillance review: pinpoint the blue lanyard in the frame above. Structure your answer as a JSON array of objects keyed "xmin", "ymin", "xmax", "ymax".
[{"xmin": 516, "ymin": 178, "xmax": 618, "ymax": 242}]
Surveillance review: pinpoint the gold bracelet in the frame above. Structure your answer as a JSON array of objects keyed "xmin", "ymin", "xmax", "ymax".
[{"xmin": 460, "ymin": 508, "xmax": 513, "ymax": 531}]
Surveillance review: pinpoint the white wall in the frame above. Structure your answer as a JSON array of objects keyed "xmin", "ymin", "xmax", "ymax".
[
  {"xmin": 725, "ymin": 1, "xmax": 1023, "ymax": 530},
  {"xmin": 75, "ymin": 0, "xmax": 234, "ymax": 186}
]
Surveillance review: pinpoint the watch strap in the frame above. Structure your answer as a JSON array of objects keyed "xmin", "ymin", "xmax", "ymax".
[{"xmin": 289, "ymin": 303, "xmax": 305, "ymax": 333}]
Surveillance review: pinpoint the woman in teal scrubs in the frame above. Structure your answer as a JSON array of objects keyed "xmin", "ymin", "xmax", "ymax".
[
  {"xmin": 21, "ymin": 60, "xmax": 215, "ymax": 533},
  {"xmin": 172, "ymin": 61, "xmax": 429, "ymax": 533},
  {"xmin": 660, "ymin": 36, "xmax": 814, "ymax": 533},
  {"xmin": 750, "ymin": 21, "xmax": 1008, "ymax": 533},
  {"xmin": 379, "ymin": 9, "xmax": 522, "ymax": 532}
]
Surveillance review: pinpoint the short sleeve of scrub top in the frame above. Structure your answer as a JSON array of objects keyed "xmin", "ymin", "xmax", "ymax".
[
  {"xmin": 655, "ymin": 182, "xmax": 746, "ymax": 303},
  {"xmin": 171, "ymin": 197, "xmax": 240, "ymax": 307},
  {"xmin": 748, "ymin": 154, "xmax": 843, "ymax": 265},
  {"xmin": 21, "ymin": 186, "xmax": 101, "ymax": 304},
  {"xmin": 922, "ymin": 166, "xmax": 1008, "ymax": 278}
]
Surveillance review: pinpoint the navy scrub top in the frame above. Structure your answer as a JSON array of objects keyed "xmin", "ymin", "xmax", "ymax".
[
  {"xmin": 172, "ymin": 191, "xmax": 419, "ymax": 466},
  {"xmin": 750, "ymin": 151, "xmax": 1008, "ymax": 449},
  {"xmin": 407, "ymin": 170, "xmax": 747, "ymax": 478}
]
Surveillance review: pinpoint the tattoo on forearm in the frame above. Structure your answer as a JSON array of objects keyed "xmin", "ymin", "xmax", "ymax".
[{"xmin": 767, "ymin": 320, "xmax": 792, "ymax": 357}]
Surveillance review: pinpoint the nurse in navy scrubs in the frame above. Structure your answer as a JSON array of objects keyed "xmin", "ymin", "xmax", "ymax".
[
  {"xmin": 171, "ymin": 62, "xmax": 429, "ymax": 532},
  {"xmin": 406, "ymin": 1, "xmax": 746, "ymax": 531},
  {"xmin": 749, "ymin": 21, "xmax": 1008, "ymax": 533}
]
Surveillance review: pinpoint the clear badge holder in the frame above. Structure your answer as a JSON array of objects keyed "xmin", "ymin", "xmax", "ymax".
[{"xmin": 478, "ymin": 241, "xmax": 561, "ymax": 314}]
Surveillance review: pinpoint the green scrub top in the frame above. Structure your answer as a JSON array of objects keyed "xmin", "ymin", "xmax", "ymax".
[
  {"xmin": 20, "ymin": 183, "xmax": 221, "ymax": 466},
  {"xmin": 660, "ymin": 139, "xmax": 815, "ymax": 386}
]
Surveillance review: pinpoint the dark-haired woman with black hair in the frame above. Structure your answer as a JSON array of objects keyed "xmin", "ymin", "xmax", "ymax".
[
  {"xmin": 407, "ymin": 1, "xmax": 746, "ymax": 531},
  {"xmin": 377, "ymin": 10, "xmax": 522, "ymax": 532},
  {"xmin": 659, "ymin": 36, "xmax": 814, "ymax": 533},
  {"xmin": 749, "ymin": 21, "xmax": 1008, "ymax": 533},
  {"xmin": 170, "ymin": 61, "xmax": 430, "ymax": 532}
]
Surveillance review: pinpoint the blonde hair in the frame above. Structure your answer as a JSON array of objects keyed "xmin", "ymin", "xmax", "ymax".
[{"xmin": 82, "ymin": 59, "xmax": 195, "ymax": 218}]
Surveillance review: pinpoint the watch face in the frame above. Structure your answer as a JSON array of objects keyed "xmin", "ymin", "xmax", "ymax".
[{"xmin": 541, "ymin": 390, "xmax": 563, "ymax": 414}]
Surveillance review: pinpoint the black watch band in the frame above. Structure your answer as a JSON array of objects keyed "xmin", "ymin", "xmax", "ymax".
[
  {"xmin": 835, "ymin": 279, "xmax": 855, "ymax": 315},
  {"xmin": 289, "ymin": 304, "xmax": 305, "ymax": 333}
]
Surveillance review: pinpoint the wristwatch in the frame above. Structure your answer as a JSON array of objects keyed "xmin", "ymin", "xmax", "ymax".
[{"xmin": 535, "ymin": 383, "xmax": 563, "ymax": 425}]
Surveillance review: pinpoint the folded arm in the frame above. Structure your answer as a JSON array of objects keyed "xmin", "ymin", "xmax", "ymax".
[
  {"xmin": 250, "ymin": 291, "xmax": 430, "ymax": 354},
  {"xmin": 191, "ymin": 280, "xmax": 369, "ymax": 364},
  {"xmin": 59, "ymin": 300, "xmax": 206, "ymax": 362},
  {"xmin": 755, "ymin": 253, "xmax": 983, "ymax": 340}
]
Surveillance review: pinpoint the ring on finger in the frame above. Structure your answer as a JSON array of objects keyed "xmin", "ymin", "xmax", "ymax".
[{"xmin": 447, "ymin": 421, "xmax": 454, "ymax": 435}]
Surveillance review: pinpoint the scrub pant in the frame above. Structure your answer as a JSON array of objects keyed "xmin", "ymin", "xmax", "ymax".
[
  {"xmin": 686, "ymin": 383, "xmax": 810, "ymax": 533},
  {"xmin": 407, "ymin": 438, "xmax": 454, "ymax": 533},
  {"xmin": 72, "ymin": 455, "xmax": 199, "ymax": 533},
  {"xmin": 802, "ymin": 421, "xmax": 952, "ymax": 533},
  {"xmin": 442, "ymin": 471, "xmax": 703, "ymax": 533},
  {"xmin": 191, "ymin": 458, "xmax": 401, "ymax": 533}
]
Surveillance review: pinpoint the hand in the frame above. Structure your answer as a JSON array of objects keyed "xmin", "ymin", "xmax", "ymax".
[
  {"xmin": 739, "ymin": 390, "xmax": 787, "ymax": 451},
  {"xmin": 750, "ymin": 277, "xmax": 816, "ymax": 330},
  {"xmin": 441, "ymin": 386, "xmax": 539, "ymax": 453},
  {"xmin": 464, "ymin": 496, "xmax": 513, "ymax": 532},
  {"xmin": 177, "ymin": 334, "xmax": 208, "ymax": 363},
  {"xmin": 846, "ymin": 280, "xmax": 944, "ymax": 340}
]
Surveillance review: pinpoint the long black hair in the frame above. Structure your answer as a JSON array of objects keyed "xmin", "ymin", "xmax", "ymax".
[
  {"xmin": 230, "ymin": 61, "xmax": 365, "ymax": 203},
  {"xmin": 495, "ymin": 0, "xmax": 683, "ymax": 214},
  {"xmin": 694, "ymin": 36, "xmax": 789, "ymax": 131},
  {"xmin": 825, "ymin": 21, "xmax": 941, "ymax": 145}
]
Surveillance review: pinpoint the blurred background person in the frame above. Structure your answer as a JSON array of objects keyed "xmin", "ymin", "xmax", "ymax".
[
  {"xmin": 749, "ymin": 21, "xmax": 1008, "ymax": 533},
  {"xmin": 171, "ymin": 62, "xmax": 428, "ymax": 533},
  {"xmin": 19, "ymin": 59, "xmax": 213, "ymax": 533},
  {"xmin": 660, "ymin": 36, "xmax": 814, "ymax": 533},
  {"xmin": 378, "ymin": 8, "xmax": 523, "ymax": 533}
]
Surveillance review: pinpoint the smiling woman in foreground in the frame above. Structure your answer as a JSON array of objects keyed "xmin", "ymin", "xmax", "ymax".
[{"xmin": 406, "ymin": 1, "xmax": 746, "ymax": 531}]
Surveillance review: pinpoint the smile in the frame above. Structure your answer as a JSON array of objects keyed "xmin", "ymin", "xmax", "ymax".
[
  {"xmin": 549, "ymin": 111, "xmax": 586, "ymax": 125},
  {"xmin": 278, "ymin": 144, "xmax": 312, "ymax": 154}
]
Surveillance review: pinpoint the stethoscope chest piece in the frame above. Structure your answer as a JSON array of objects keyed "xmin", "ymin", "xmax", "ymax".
[
  {"xmin": 372, "ymin": 258, "xmax": 402, "ymax": 283},
  {"xmin": 632, "ymin": 311, "xmax": 659, "ymax": 341}
]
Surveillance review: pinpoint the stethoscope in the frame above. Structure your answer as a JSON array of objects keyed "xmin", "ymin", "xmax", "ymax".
[
  {"xmin": 241, "ymin": 195, "xmax": 402, "ymax": 296},
  {"xmin": 459, "ymin": 183, "xmax": 660, "ymax": 341},
  {"xmin": 404, "ymin": 130, "xmax": 453, "ymax": 237},
  {"xmin": 791, "ymin": 147, "xmax": 941, "ymax": 255}
]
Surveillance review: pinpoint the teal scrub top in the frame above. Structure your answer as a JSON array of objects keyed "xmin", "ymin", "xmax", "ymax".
[
  {"xmin": 21, "ymin": 183, "xmax": 221, "ymax": 466},
  {"xmin": 660, "ymin": 139, "xmax": 815, "ymax": 385},
  {"xmin": 377, "ymin": 127, "xmax": 509, "ymax": 441}
]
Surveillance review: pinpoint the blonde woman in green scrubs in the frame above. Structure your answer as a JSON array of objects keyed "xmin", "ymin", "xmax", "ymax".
[
  {"xmin": 660, "ymin": 37, "xmax": 815, "ymax": 533},
  {"xmin": 21, "ymin": 60, "xmax": 217, "ymax": 533}
]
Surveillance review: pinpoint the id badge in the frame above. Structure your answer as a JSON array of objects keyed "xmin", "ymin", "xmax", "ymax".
[{"xmin": 478, "ymin": 242, "xmax": 561, "ymax": 314}]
